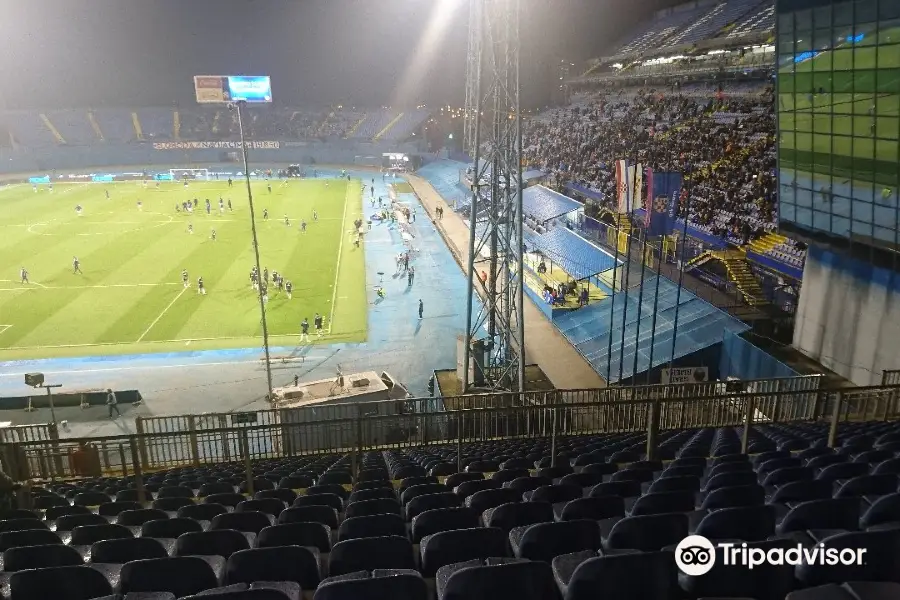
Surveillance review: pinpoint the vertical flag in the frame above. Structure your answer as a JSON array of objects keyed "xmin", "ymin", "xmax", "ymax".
[
  {"xmin": 644, "ymin": 167, "xmax": 654, "ymax": 228},
  {"xmin": 632, "ymin": 164, "xmax": 643, "ymax": 212},
  {"xmin": 615, "ymin": 159, "xmax": 628, "ymax": 213},
  {"xmin": 647, "ymin": 172, "xmax": 683, "ymax": 237}
]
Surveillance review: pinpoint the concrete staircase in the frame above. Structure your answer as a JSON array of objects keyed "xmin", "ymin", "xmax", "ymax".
[
  {"xmin": 374, "ymin": 112, "xmax": 404, "ymax": 141},
  {"xmin": 345, "ymin": 114, "xmax": 368, "ymax": 139},
  {"xmin": 131, "ymin": 112, "xmax": 144, "ymax": 141},
  {"xmin": 40, "ymin": 113, "xmax": 66, "ymax": 144},
  {"xmin": 88, "ymin": 111, "xmax": 105, "ymax": 141},
  {"xmin": 173, "ymin": 110, "xmax": 181, "ymax": 140},
  {"xmin": 748, "ymin": 232, "xmax": 787, "ymax": 255}
]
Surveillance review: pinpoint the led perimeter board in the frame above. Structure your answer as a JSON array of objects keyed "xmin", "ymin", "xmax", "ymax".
[{"xmin": 194, "ymin": 75, "xmax": 273, "ymax": 104}]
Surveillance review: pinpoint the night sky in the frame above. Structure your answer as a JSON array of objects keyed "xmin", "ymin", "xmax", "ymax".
[{"xmin": 0, "ymin": 0, "xmax": 681, "ymax": 110}]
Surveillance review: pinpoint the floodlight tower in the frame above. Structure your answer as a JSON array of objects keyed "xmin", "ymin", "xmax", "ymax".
[{"xmin": 461, "ymin": 0, "xmax": 525, "ymax": 393}]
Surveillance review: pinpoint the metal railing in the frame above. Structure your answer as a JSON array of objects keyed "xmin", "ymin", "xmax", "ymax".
[{"xmin": 3, "ymin": 382, "xmax": 898, "ymax": 484}]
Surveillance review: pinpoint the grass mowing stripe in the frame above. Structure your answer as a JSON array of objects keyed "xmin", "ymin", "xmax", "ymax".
[
  {"xmin": 136, "ymin": 287, "xmax": 189, "ymax": 342},
  {"xmin": 327, "ymin": 180, "xmax": 352, "ymax": 333}
]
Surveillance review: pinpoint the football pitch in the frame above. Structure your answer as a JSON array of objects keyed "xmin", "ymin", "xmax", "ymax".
[{"xmin": 0, "ymin": 178, "xmax": 367, "ymax": 360}]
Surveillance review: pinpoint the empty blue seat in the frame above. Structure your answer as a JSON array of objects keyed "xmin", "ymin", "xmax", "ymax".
[
  {"xmin": 505, "ymin": 476, "xmax": 552, "ymax": 496},
  {"xmin": 346, "ymin": 498, "xmax": 402, "ymax": 519},
  {"xmin": 629, "ymin": 491, "xmax": 695, "ymax": 516},
  {"xmin": 55, "ymin": 513, "xmax": 108, "ymax": 532},
  {"xmin": 795, "ymin": 529, "xmax": 900, "ymax": 587},
  {"xmin": 401, "ymin": 483, "xmax": 448, "ymax": 505},
  {"xmin": 257, "ymin": 522, "xmax": 332, "ymax": 551},
  {"xmin": 204, "ymin": 492, "xmax": 247, "ymax": 508},
  {"xmin": 420, "ymin": 527, "xmax": 508, "ymax": 576},
  {"xmin": 279, "ymin": 505, "xmax": 338, "ymax": 529},
  {"xmin": 90, "ymin": 537, "xmax": 168, "ymax": 563},
  {"xmin": 411, "ymin": 507, "xmax": 480, "ymax": 543},
  {"xmin": 454, "ymin": 479, "xmax": 497, "ymax": 499},
  {"xmin": 306, "ymin": 484, "xmax": 349, "ymax": 500},
  {"xmin": 817, "ymin": 462, "xmax": 869, "ymax": 484},
  {"xmin": 178, "ymin": 502, "xmax": 228, "ymax": 521},
  {"xmin": 3, "ymin": 543, "xmax": 83, "ymax": 571},
  {"xmin": 141, "ymin": 517, "xmax": 203, "ymax": 538},
  {"xmin": 777, "ymin": 498, "xmax": 861, "ymax": 534},
  {"xmin": 318, "ymin": 472, "xmax": 353, "ymax": 486},
  {"xmin": 70, "ymin": 523, "xmax": 133, "ymax": 545},
  {"xmin": 117, "ymin": 508, "xmax": 169, "ymax": 526},
  {"xmin": 158, "ymin": 486, "xmax": 195, "ymax": 499},
  {"xmin": 610, "ymin": 469, "xmax": 654, "ymax": 484},
  {"xmin": 558, "ymin": 496, "xmax": 625, "ymax": 521},
  {"xmin": 199, "ymin": 482, "xmax": 235, "ymax": 496},
  {"xmin": 510, "ymin": 520, "xmax": 601, "ymax": 562},
  {"xmin": 329, "ymin": 535, "xmax": 416, "ymax": 576},
  {"xmin": 279, "ymin": 476, "xmax": 314, "ymax": 490},
  {"xmin": 483, "ymin": 501, "xmax": 554, "ymax": 532},
  {"xmin": 256, "ymin": 488, "xmax": 298, "ymax": 505},
  {"xmin": 152, "ymin": 497, "xmax": 195, "ymax": 511},
  {"xmin": 557, "ymin": 551, "xmax": 678, "ymax": 600},
  {"xmin": 226, "ymin": 546, "xmax": 321, "ymax": 589},
  {"xmin": 294, "ymin": 493, "xmax": 343, "ymax": 512},
  {"xmin": 175, "ymin": 529, "xmax": 251, "ymax": 558},
  {"xmin": 769, "ymin": 479, "xmax": 833, "ymax": 504},
  {"xmin": 236, "ymin": 498, "xmax": 287, "ymax": 517},
  {"xmin": 787, "ymin": 582, "xmax": 900, "ymax": 600},
  {"xmin": 73, "ymin": 492, "xmax": 110, "ymax": 506},
  {"xmin": 679, "ymin": 538, "xmax": 795, "ymax": 600},
  {"xmin": 97, "ymin": 500, "xmax": 142, "ymax": 517},
  {"xmin": 559, "ymin": 472, "xmax": 607, "ymax": 489},
  {"xmin": 348, "ymin": 488, "xmax": 396, "ymax": 504},
  {"xmin": 703, "ymin": 471, "xmax": 757, "ymax": 493},
  {"xmin": 398, "ymin": 476, "xmax": 439, "ymax": 493},
  {"xmin": 45, "ymin": 504, "xmax": 90, "ymax": 520},
  {"xmin": 589, "ymin": 480, "xmax": 641, "ymax": 498},
  {"xmin": 605, "ymin": 513, "xmax": 688, "ymax": 551},
  {"xmin": 695, "ymin": 505, "xmax": 776, "ymax": 542},
  {"xmin": 648, "ymin": 475, "xmax": 700, "ymax": 494},
  {"xmin": 466, "ymin": 488, "xmax": 521, "ymax": 515},
  {"xmin": 239, "ymin": 478, "xmax": 276, "ymax": 493},
  {"xmin": 9, "ymin": 565, "xmax": 113, "ymax": 600},
  {"xmin": 120, "ymin": 556, "xmax": 219, "ymax": 597},
  {"xmin": 313, "ymin": 570, "xmax": 427, "ymax": 600},
  {"xmin": 835, "ymin": 474, "xmax": 897, "ymax": 499},
  {"xmin": 861, "ymin": 493, "xmax": 900, "ymax": 529},
  {"xmin": 406, "ymin": 492, "xmax": 462, "ymax": 521},
  {"xmin": 0, "ymin": 529, "xmax": 62, "ymax": 552},
  {"xmin": 338, "ymin": 514, "xmax": 406, "ymax": 541},
  {"xmin": 438, "ymin": 558, "xmax": 558, "ymax": 600},
  {"xmin": 445, "ymin": 473, "xmax": 484, "ymax": 489},
  {"xmin": 529, "ymin": 484, "xmax": 583, "ymax": 504},
  {"xmin": 761, "ymin": 466, "xmax": 814, "ymax": 488},
  {"xmin": 211, "ymin": 511, "xmax": 273, "ymax": 534},
  {"xmin": 700, "ymin": 484, "xmax": 764, "ymax": 510}
]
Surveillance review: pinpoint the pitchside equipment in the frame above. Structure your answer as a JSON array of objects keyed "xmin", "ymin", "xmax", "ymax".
[{"xmin": 170, "ymin": 168, "xmax": 210, "ymax": 181}]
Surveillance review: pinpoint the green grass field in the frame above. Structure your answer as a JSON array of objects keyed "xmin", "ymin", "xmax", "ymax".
[
  {"xmin": 0, "ymin": 178, "xmax": 367, "ymax": 360},
  {"xmin": 778, "ymin": 34, "xmax": 900, "ymax": 185}
]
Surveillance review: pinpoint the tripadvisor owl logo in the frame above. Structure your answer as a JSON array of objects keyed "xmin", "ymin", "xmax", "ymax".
[{"xmin": 674, "ymin": 535, "xmax": 867, "ymax": 576}]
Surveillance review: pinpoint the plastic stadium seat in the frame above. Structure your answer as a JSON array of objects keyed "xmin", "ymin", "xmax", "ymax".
[
  {"xmin": 465, "ymin": 487, "xmax": 521, "ymax": 515},
  {"xmin": 679, "ymin": 538, "xmax": 795, "ymax": 600},
  {"xmin": 182, "ymin": 584, "xmax": 294, "ymax": 600},
  {"xmin": 604, "ymin": 513, "xmax": 689, "ymax": 551},
  {"xmin": 257, "ymin": 522, "xmax": 332, "ymax": 552},
  {"xmin": 629, "ymin": 491, "xmax": 695, "ymax": 516},
  {"xmin": 505, "ymin": 476, "xmax": 553, "ymax": 496},
  {"xmin": 762, "ymin": 466, "xmax": 815, "ymax": 488},
  {"xmin": 120, "ymin": 556, "xmax": 220, "ymax": 597},
  {"xmin": 177, "ymin": 502, "xmax": 228, "ymax": 521},
  {"xmin": 454, "ymin": 479, "xmax": 497, "ymax": 499},
  {"xmin": 400, "ymin": 483, "xmax": 448, "ymax": 505},
  {"xmin": 438, "ymin": 559, "xmax": 558, "ymax": 600},
  {"xmin": 703, "ymin": 471, "xmax": 758, "ymax": 493},
  {"xmin": 329, "ymin": 535, "xmax": 416, "ymax": 576},
  {"xmin": 199, "ymin": 482, "xmax": 235, "ymax": 497},
  {"xmin": 141, "ymin": 517, "xmax": 203, "ymax": 538},
  {"xmin": 695, "ymin": 505, "xmax": 776, "ymax": 542},
  {"xmin": 483, "ymin": 501, "xmax": 554, "ymax": 532},
  {"xmin": 558, "ymin": 496, "xmax": 625, "ymax": 521},
  {"xmin": 256, "ymin": 488, "xmax": 298, "ymax": 505},
  {"xmin": 338, "ymin": 514, "xmax": 406, "ymax": 541},
  {"xmin": 776, "ymin": 498, "xmax": 861, "ymax": 534},
  {"xmin": 648, "ymin": 475, "xmax": 701, "ymax": 494},
  {"xmin": 204, "ymin": 492, "xmax": 247, "ymax": 508},
  {"xmin": 97, "ymin": 500, "xmax": 142, "ymax": 517},
  {"xmin": 835, "ymin": 474, "xmax": 898, "ymax": 498},
  {"xmin": 33, "ymin": 495, "xmax": 68, "ymax": 510},
  {"xmin": 55, "ymin": 513, "xmax": 108, "ymax": 532},
  {"xmin": 769, "ymin": 479, "xmax": 833, "ymax": 504},
  {"xmin": 528, "ymin": 484, "xmax": 583, "ymax": 505},
  {"xmin": 491, "ymin": 469, "xmax": 530, "ymax": 485},
  {"xmin": 0, "ymin": 529, "xmax": 63, "ymax": 552},
  {"xmin": 317, "ymin": 472, "xmax": 353, "ymax": 486},
  {"xmin": 557, "ymin": 551, "xmax": 678, "ymax": 600},
  {"xmin": 861, "ymin": 493, "xmax": 900, "ymax": 529},
  {"xmin": 313, "ymin": 571, "xmax": 427, "ymax": 600},
  {"xmin": 73, "ymin": 492, "xmax": 110, "ymax": 506},
  {"xmin": 237, "ymin": 498, "xmax": 286, "ymax": 517},
  {"xmin": 90, "ymin": 537, "xmax": 169, "ymax": 563},
  {"xmin": 157, "ymin": 485, "xmax": 195, "ymax": 499},
  {"xmin": 873, "ymin": 458, "xmax": 900, "ymax": 476},
  {"xmin": 294, "ymin": 493, "xmax": 343, "ymax": 512},
  {"xmin": 226, "ymin": 546, "xmax": 321, "ymax": 589},
  {"xmin": 348, "ymin": 488, "xmax": 396, "ymax": 504},
  {"xmin": 345, "ymin": 498, "xmax": 402, "ymax": 519},
  {"xmin": 795, "ymin": 529, "xmax": 900, "ymax": 587},
  {"xmin": 411, "ymin": 507, "xmax": 480, "ymax": 543},
  {"xmin": 757, "ymin": 457, "xmax": 802, "ymax": 478},
  {"xmin": 588, "ymin": 480, "xmax": 641, "ymax": 499},
  {"xmin": 114, "ymin": 489, "xmax": 142, "ymax": 503},
  {"xmin": 0, "ymin": 518, "xmax": 49, "ymax": 532},
  {"xmin": 70, "ymin": 523, "xmax": 133, "ymax": 545},
  {"xmin": 117, "ymin": 508, "xmax": 169, "ymax": 526},
  {"xmin": 610, "ymin": 469, "xmax": 653, "ymax": 484},
  {"xmin": 753, "ymin": 451, "xmax": 790, "ymax": 468},
  {"xmin": 581, "ymin": 463, "xmax": 618, "ymax": 476},
  {"xmin": 420, "ymin": 527, "xmax": 508, "ymax": 576},
  {"xmin": 175, "ymin": 529, "xmax": 251, "ymax": 558},
  {"xmin": 788, "ymin": 582, "xmax": 900, "ymax": 600},
  {"xmin": 510, "ymin": 520, "xmax": 601, "ymax": 562},
  {"xmin": 278, "ymin": 475, "xmax": 314, "ymax": 490},
  {"xmin": 559, "ymin": 472, "xmax": 606, "ymax": 489},
  {"xmin": 211, "ymin": 511, "xmax": 273, "ymax": 534},
  {"xmin": 279, "ymin": 505, "xmax": 338, "ymax": 529},
  {"xmin": 445, "ymin": 472, "xmax": 484, "ymax": 489},
  {"xmin": 153, "ymin": 496, "xmax": 196, "ymax": 511},
  {"xmin": 700, "ymin": 484, "xmax": 765, "ymax": 510},
  {"xmin": 661, "ymin": 465, "xmax": 705, "ymax": 479},
  {"xmin": 406, "ymin": 492, "xmax": 462, "ymax": 521},
  {"xmin": 9, "ymin": 565, "xmax": 113, "ymax": 600},
  {"xmin": 357, "ymin": 468, "xmax": 389, "ymax": 482},
  {"xmin": 1, "ymin": 509, "xmax": 38, "ymax": 521},
  {"xmin": 306, "ymin": 484, "xmax": 349, "ymax": 500},
  {"xmin": 2, "ymin": 543, "xmax": 83, "ymax": 571},
  {"xmin": 45, "ymin": 504, "xmax": 90, "ymax": 520},
  {"xmin": 399, "ymin": 475, "xmax": 439, "ymax": 493}
]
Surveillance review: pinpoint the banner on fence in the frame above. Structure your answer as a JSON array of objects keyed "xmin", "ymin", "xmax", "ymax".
[
  {"xmin": 152, "ymin": 141, "xmax": 281, "ymax": 150},
  {"xmin": 661, "ymin": 367, "xmax": 709, "ymax": 384}
]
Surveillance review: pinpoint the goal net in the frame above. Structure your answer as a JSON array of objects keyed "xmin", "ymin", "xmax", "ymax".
[{"xmin": 170, "ymin": 168, "xmax": 210, "ymax": 181}]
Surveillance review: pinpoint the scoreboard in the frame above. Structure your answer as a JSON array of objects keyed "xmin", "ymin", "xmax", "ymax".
[{"xmin": 194, "ymin": 76, "xmax": 272, "ymax": 104}]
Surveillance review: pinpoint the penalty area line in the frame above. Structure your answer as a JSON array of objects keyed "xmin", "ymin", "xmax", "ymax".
[{"xmin": 136, "ymin": 287, "xmax": 188, "ymax": 343}]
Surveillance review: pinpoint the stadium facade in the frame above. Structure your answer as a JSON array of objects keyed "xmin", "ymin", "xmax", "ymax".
[{"xmin": 777, "ymin": 0, "xmax": 900, "ymax": 384}]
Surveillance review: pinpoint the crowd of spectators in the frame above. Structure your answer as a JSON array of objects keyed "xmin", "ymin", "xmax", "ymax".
[
  {"xmin": 178, "ymin": 106, "xmax": 360, "ymax": 141},
  {"xmin": 523, "ymin": 82, "xmax": 777, "ymax": 243}
]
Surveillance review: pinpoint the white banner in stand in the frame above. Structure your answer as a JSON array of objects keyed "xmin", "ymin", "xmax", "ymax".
[{"xmin": 661, "ymin": 367, "xmax": 709, "ymax": 385}]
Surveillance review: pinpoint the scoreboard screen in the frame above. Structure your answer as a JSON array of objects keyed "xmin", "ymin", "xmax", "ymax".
[{"xmin": 194, "ymin": 76, "xmax": 272, "ymax": 104}]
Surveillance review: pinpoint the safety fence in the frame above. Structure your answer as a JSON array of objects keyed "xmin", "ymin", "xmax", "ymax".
[{"xmin": 3, "ymin": 380, "xmax": 897, "ymax": 483}]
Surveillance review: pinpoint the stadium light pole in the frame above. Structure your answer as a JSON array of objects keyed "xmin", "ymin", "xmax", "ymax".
[{"xmin": 233, "ymin": 100, "xmax": 275, "ymax": 400}]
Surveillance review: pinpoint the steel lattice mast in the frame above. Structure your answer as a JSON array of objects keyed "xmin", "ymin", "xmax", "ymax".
[
  {"xmin": 462, "ymin": 0, "xmax": 482, "ymax": 155},
  {"xmin": 461, "ymin": 0, "xmax": 525, "ymax": 393}
]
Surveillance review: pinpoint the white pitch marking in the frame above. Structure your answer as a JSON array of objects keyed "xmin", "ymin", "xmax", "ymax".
[
  {"xmin": 0, "ymin": 282, "xmax": 181, "ymax": 292},
  {"xmin": 0, "ymin": 325, "xmax": 12, "ymax": 335},
  {"xmin": 136, "ymin": 287, "xmax": 188, "ymax": 343},
  {"xmin": 326, "ymin": 184, "xmax": 354, "ymax": 334}
]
